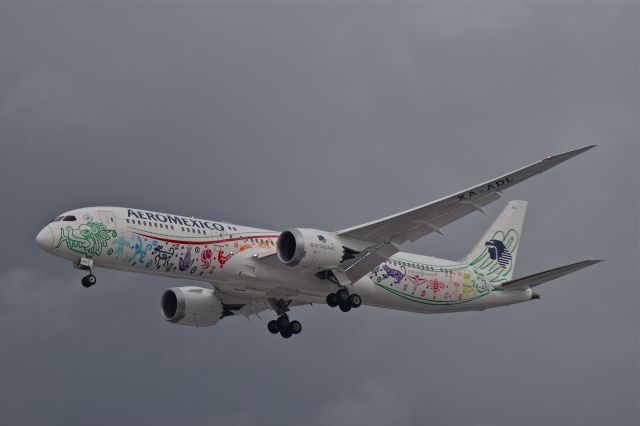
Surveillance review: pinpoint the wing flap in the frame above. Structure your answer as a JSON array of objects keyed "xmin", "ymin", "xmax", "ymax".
[
  {"xmin": 337, "ymin": 241, "xmax": 399, "ymax": 284},
  {"xmin": 500, "ymin": 259, "xmax": 603, "ymax": 290}
]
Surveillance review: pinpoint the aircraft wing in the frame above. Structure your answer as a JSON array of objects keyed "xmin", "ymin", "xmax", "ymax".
[
  {"xmin": 334, "ymin": 146, "xmax": 595, "ymax": 284},
  {"xmin": 213, "ymin": 285, "xmax": 318, "ymax": 319},
  {"xmin": 499, "ymin": 259, "xmax": 603, "ymax": 290}
]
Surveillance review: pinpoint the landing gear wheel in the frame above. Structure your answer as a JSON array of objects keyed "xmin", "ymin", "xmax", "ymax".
[
  {"xmin": 336, "ymin": 288, "xmax": 349, "ymax": 302},
  {"xmin": 289, "ymin": 320, "xmax": 302, "ymax": 335},
  {"xmin": 348, "ymin": 293, "xmax": 362, "ymax": 308},
  {"xmin": 267, "ymin": 320, "xmax": 279, "ymax": 334},
  {"xmin": 280, "ymin": 328, "xmax": 293, "ymax": 339},
  {"xmin": 276, "ymin": 316, "xmax": 290, "ymax": 330},
  {"xmin": 326, "ymin": 293, "xmax": 339, "ymax": 307},
  {"xmin": 81, "ymin": 274, "xmax": 96, "ymax": 288},
  {"xmin": 339, "ymin": 302, "xmax": 352, "ymax": 313}
]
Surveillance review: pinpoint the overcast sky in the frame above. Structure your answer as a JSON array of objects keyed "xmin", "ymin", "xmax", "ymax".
[{"xmin": 0, "ymin": 2, "xmax": 637, "ymax": 426}]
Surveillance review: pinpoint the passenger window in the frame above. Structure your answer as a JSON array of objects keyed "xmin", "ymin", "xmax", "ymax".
[{"xmin": 170, "ymin": 225, "xmax": 174, "ymax": 230}]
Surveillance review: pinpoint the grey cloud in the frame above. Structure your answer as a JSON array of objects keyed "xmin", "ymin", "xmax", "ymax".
[
  {"xmin": 309, "ymin": 382, "xmax": 411, "ymax": 426},
  {"xmin": 0, "ymin": 2, "xmax": 637, "ymax": 426}
]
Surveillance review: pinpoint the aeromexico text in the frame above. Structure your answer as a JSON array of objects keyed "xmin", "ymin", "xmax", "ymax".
[{"xmin": 127, "ymin": 209, "xmax": 225, "ymax": 231}]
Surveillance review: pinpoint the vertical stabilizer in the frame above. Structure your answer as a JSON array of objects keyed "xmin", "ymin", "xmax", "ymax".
[{"xmin": 462, "ymin": 200, "xmax": 527, "ymax": 284}]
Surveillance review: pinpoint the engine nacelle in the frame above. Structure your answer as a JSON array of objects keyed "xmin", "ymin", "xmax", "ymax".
[
  {"xmin": 160, "ymin": 286, "xmax": 223, "ymax": 327},
  {"xmin": 277, "ymin": 228, "xmax": 347, "ymax": 270}
]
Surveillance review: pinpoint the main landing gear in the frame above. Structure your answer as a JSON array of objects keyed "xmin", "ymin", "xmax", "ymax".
[
  {"xmin": 267, "ymin": 316, "xmax": 302, "ymax": 339},
  {"xmin": 267, "ymin": 298, "xmax": 302, "ymax": 339},
  {"xmin": 326, "ymin": 288, "xmax": 362, "ymax": 312}
]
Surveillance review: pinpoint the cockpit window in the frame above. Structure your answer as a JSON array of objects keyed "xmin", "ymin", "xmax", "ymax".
[
  {"xmin": 51, "ymin": 216, "xmax": 64, "ymax": 223},
  {"xmin": 62, "ymin": 215, "xmax": 77, "ymax": 221}
]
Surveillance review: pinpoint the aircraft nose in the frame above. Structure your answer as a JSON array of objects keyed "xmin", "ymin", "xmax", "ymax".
[{"xmin": 36, "ymin": 226, "xmax": 54, "ymax": 251}]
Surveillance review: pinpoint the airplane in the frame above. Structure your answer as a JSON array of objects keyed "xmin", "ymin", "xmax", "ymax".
[{"xmin": 35, "ymin": 146, "xmax": 602, "ymax": 338}]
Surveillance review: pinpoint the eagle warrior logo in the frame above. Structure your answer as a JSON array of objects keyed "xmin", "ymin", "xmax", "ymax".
[{"xmin": 484, "ymin": 239, "xmax": 513, "ymax": 268}]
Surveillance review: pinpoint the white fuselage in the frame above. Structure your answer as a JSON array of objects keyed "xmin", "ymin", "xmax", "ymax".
[{"xmin": 36, "ymin": 207, "xmax": 533, "ymax": 314}]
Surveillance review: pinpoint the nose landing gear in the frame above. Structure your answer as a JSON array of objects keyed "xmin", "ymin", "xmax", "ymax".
[{"xmin": 74, "ymin": 258, "xmax": 97, "ymax": 288}]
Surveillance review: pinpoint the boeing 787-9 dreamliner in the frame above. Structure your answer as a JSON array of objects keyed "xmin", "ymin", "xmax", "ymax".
[{"xmin": 36, "ymin": 146, "xmax": 601, "ymax": 338}]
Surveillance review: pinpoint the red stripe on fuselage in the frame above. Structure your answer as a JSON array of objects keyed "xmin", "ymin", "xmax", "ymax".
[{"xmin": 132, "ymin": 232, "xmax": 280, "ymax": 246}]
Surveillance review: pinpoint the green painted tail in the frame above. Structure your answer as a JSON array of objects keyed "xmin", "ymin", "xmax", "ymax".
[{"xmin": 462, "ymin": 200, "xmax": 527, "ymax": 285}]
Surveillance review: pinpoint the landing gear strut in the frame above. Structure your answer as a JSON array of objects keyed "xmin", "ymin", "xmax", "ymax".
[
  {"xmin": 267, "ymin": 298, "xmax": 302, "ymax": 339},
  {"xmin": 326, "ymin": 288, "xmax": 361, "ymax": 311}
]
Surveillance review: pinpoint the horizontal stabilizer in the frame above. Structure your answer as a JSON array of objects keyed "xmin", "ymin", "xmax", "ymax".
[{"xmin": 500, "ymin": 259, "xmax": 603, "ymax": 290}]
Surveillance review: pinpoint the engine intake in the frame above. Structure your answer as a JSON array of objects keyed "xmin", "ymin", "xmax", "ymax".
[
  {"xmin": 160, "ymin": 286, "xmax": 223, "ymax": 327},
  {"xmin": 276, "ymin": 228, "xmax": 350, "ymax": 270}
]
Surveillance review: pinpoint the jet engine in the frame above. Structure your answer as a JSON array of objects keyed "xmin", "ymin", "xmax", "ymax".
[
  {"xmin": 276, "ymin": 228, "xmax": 357, "ymax": 271},
  {"xmin": 160, "ymin": 286, "xmax": 223, "ymax": 326}
]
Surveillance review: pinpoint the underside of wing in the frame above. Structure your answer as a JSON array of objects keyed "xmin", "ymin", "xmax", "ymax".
[
  {"xmin": 500, "ymin": 259, "xmax": 603, "ymax": 290},
  {"xmin": 214, "ymin": 286, "xmax": 316, "ymax": 319}
]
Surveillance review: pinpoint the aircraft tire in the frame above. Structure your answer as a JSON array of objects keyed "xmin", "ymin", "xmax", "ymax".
[
  {"xmin": 326, "ymin": 293, "xmax": 339, "ymax": 307},
  {"xmin": 336, "ymin": 289, "xmax": 349, "ymax": 302},
  {"xmin": 81, "ymin": 274, "xmax": 96, "ymax": 288},
  {"xmin": 280, "ymin": 328, "xmax": 293, "ymax": 339},
  {"xmin": 276, "ymin": 316, "xmax": 289, "ymax": 330},
  {"xmin": 339, "ymin": 302, "xmax": 352, "ymax": 313},
  {"xmin": 267, "ymin": 320, "xmax": 279, "ymax": 334},
  {"xmin": 348, "ymin": 294, "xmax": 362, "ymax": 308},
  {"xmin": 289, "ymin": 320, "xmax": 302, "ymax": 335}
]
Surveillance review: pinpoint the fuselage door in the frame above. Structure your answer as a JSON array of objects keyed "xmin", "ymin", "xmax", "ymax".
[{"xmin": 98, "ymin": 210, "xmax": 118, "ymax": 232}]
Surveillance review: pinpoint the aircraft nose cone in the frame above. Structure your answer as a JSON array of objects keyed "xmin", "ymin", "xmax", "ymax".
[{"xmin": 36, "ymin": 226, "xmax": 54, "ymax": 251}]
